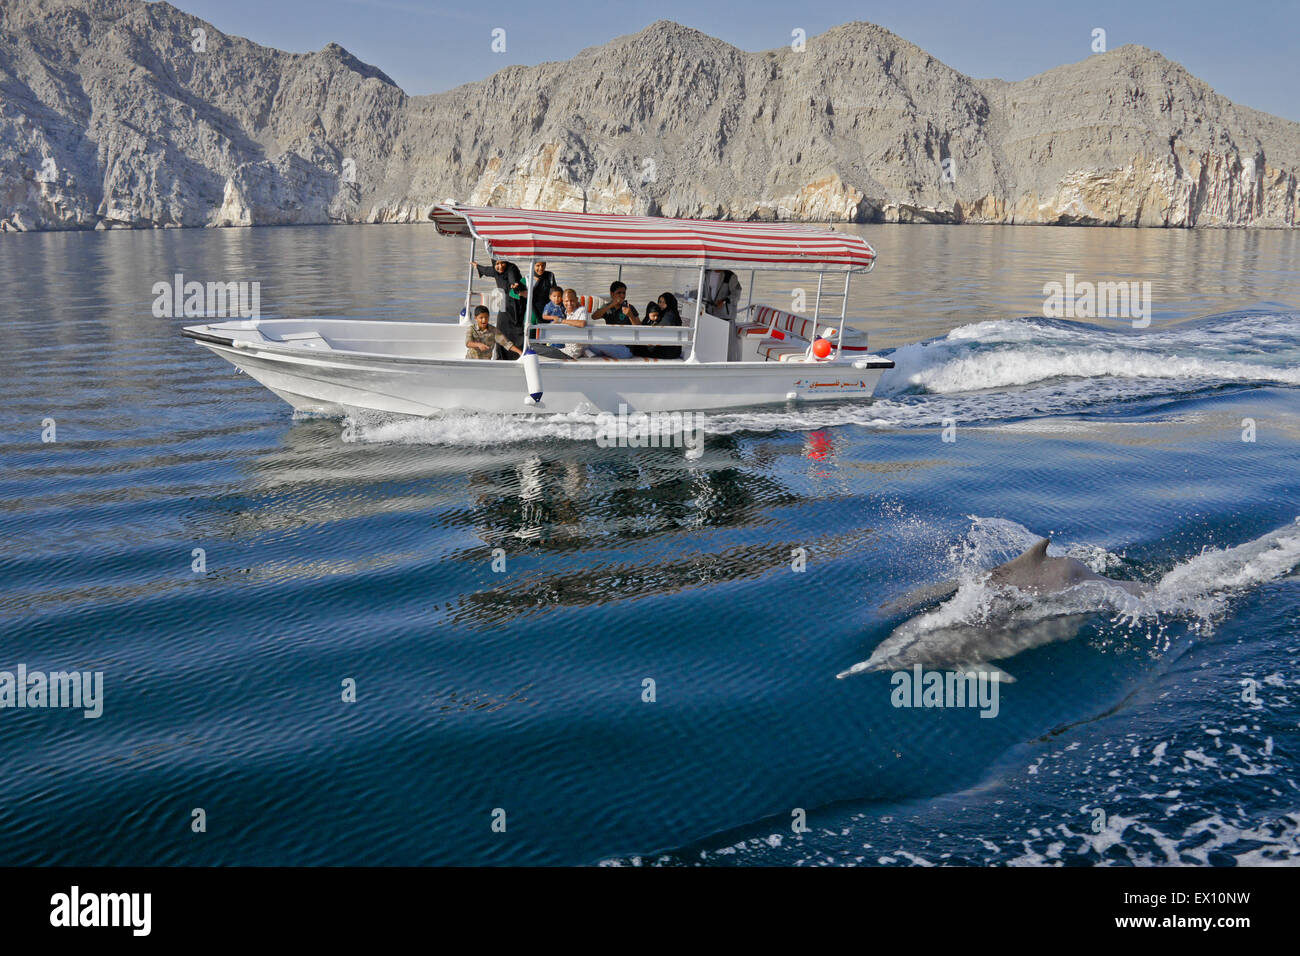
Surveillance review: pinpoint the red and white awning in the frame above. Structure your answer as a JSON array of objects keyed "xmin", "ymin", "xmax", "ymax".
[{"xmin": 429, "ymin": 204, "xmax": 876, "ymax": 273}]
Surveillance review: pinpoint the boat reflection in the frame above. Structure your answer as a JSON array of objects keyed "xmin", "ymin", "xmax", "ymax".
[{"xmin": 213, "ymin": 417, "xmax": 885, "ymax": 624}]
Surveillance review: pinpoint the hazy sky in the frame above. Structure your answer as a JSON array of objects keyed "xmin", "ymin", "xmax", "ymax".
[{"xmin": 167, "ymin": 0, "xmax": 1300, "ymax": 122}]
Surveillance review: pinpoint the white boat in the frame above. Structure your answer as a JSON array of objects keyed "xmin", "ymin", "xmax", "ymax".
[{"xmin": 183, "ymin": 204, "xmax": 894, "ymax": 416}]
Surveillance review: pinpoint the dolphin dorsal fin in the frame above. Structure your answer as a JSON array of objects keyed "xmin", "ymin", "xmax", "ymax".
[
  {"xmin": 1000, "ymin": 537, "xmax": 1050, "ymax": 572},
  {"xmin": 988, "ymin": 536, "xmax": 1054, "ymax": 586}
]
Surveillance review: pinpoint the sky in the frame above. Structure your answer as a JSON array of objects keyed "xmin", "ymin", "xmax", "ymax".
[{"xmin": 165, "ymin": 0, "xmax": 1300, "ymax": 122}]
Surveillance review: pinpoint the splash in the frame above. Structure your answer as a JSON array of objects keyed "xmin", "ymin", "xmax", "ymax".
[
  {"xmin": 340, "ymin": 408, "xmax": 605, "ymax": 446},
  {"xmin": 841, "ymin": 517, "xmax": 1300, "ymax": 678}
]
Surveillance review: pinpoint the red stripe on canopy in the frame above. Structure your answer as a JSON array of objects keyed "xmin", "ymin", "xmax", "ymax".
[{"xmin": 429, "ymin": 204, "xmax": 876, "ymax": 273}]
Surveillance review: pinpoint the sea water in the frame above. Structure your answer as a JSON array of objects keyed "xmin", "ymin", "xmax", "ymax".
[{"xmin": 1, "ymin": 223, "xmax": 1297, "ymax": 865}]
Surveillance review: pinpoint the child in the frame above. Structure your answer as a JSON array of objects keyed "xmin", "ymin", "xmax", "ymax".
[
  {"xmin": 630, "ymin": 303, "xmax": 660, "ymax": 357},
  {"xmin": 465, "ymin": 305, "xmax": 521, "ymax": 360},
  {"xmin": 542, "ymin": 286, "xmax": 566, "ymax": 322}
]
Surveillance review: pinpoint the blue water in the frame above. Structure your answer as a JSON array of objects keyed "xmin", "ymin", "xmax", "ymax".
[{"xmin": 1, "ymin": 224, "xmax": 1298, "ymax": 865}]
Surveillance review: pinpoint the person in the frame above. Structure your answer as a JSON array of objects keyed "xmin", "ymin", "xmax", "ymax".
[
  {"xmin": 517, "ymin": 286, "xmax": 577, "ymax": 360},
  {"xmin": 528, "ymin": 261, "xmax": 560, "ymax": 323},
  {"xmin": 522, "ymin": 286, "xmax": 574, "ymax": 361},
  {"xmin": 646, "ymin": 293, "xmax": 683, "ymax": 359},
  {"xmin": 587, "ymin": 299, "xmax": 636, "ymax": 360},
  {"xmin": 583, "ymin": 301, "xmax": 639, "ymax": 359},
  {"xmin": 590, "ymin": 281, "xmax": 629, "ymax": 325},
  {"xmin": 629, "ymin": 300, "xmax": 681, "ymax": 359},
  {"xmin": 630, "ymin": 303, "xmax": 658, "ymax": 357},
  {"xmin": 577, "ymin": 283, "xmax": 636, "ymax": 359},
  {"xmin": 541, "ymin": 286, "xmax": 566, "ymax": 322},
  {"xmin": 657, "ymin": 292, "xmax": 682, "ymax": 325},
  {"xmin": 554, "ymin": 289, "xmax": 591, "ymax": 359},
  {"xmin": 703, "ymin": 269, "xmax": 743, "ymax": 321},
  {"xmin": 465, "ymin": 305, "xmax": 521, "ymax": 360},
  {"xmin": 474, "ymin": 258, "xmax": 526, "ymax": 356}
]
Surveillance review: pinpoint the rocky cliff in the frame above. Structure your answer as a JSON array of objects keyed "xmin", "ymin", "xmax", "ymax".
[{"xmin": 2, "ymin": 0, "xmax": 1297, "ymax": 231}]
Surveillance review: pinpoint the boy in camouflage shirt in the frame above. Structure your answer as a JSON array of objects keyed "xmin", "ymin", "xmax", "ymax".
[{"xmin": 466, "ymin": 305, "xmax": 522, "ymax": 360}]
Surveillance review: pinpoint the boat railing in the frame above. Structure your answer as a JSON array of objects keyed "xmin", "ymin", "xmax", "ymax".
[{"xmin": 530, "ymin": 325, "xmax": 694, "ymax": 346}]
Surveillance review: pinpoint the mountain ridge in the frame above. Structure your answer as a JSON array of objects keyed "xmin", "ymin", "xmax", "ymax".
[{"xmin": 2, "ymin": 1, "xmax": 1296, "ymax": 231}]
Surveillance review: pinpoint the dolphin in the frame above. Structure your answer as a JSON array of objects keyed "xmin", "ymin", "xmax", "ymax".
[
  {"xmin": 988, "ymin": 538, "xmax": 1146, "ymax": 597},
  {"xmin": 837, "ymin": 538, "xmax": 1149, "ymax": 681}
]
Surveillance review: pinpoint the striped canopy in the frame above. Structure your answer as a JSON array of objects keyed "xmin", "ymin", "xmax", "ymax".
[{"xmin": 429, "ymin": 204, "xmax": 876, "ymax": 273}]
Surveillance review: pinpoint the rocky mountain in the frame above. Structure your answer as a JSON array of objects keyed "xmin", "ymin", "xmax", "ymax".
[{"xmin": 2, "ymin": 0, "xmax": 1297, "ymax": 231}]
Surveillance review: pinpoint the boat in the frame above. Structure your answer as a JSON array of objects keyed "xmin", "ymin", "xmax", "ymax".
[{"xmin": 182, "ymin": 204, "xmax": 894, "ymax": 416}]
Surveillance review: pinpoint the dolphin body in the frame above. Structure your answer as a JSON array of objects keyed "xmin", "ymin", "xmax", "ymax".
[
  {"xmin": 837, "ymin": 538, "xmax": 1149, "ymax": 681},
  {"xmin": 988, "ymin": 538, "xmax": 1146, "ymax": 597}
]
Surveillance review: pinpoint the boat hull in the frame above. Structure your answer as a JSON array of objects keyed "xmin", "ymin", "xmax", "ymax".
[{"xmin": 190, "ymin": 334, "xmax": 890, "ymax": 416}]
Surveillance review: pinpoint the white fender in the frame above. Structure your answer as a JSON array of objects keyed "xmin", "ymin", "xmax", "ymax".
[{"xmin": 522, "ymin": 350, "xmax": 543, "ymax": 404}]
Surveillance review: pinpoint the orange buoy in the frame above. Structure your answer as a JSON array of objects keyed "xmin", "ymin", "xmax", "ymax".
[{"xmin": 812, "ymin": 338, "xmax": 832, "ymax": 359}]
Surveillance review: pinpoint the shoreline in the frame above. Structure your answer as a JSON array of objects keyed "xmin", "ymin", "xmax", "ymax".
[{"xmin": 4, "ymin": 215, "xmax": 1298, "ymax": 236}]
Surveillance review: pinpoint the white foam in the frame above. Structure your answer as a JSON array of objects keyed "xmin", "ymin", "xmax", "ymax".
[
  {"xmin": 1152, "ymin": 518, "xmax": 1300, "ymax": 620},
  {"xmin": 341, "ymin": 408, "xmax": 605, "ymax": 446},
  {"xmin": 878, "ymin": 313, "xmax": 1300, "ymax": 397}
]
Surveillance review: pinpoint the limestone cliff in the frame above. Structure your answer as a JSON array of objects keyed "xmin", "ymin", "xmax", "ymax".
[{"xmin": 2, "ymin": 0, "xmax": 1296, "ymax": 231}]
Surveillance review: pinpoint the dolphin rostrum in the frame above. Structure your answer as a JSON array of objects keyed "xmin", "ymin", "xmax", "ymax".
[{"xmin": 837, "ymin": 538, "xmax": 1148, "ymax": 681}]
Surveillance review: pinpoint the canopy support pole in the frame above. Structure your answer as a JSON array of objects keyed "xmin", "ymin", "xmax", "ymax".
[
  {"xmin": 803, "ymin": 272, "xmax": 827, "ymax": 361},
  {"xmin": 522, "ymin": 260, "xmax": 535, "ymax": 355},
  {"xmin": 746, "ymin": 270, "xmax": 755, "ymax": 316},
  {"xmin": 686, "ymin": 266, "xmax": 706, "ymax": 363},
  {"xmin": 835, "ymin": 273, "xmax": 850, "ymax": 358},
  {"xmin": 521, "ymin": 259, "xmax": 544, "ymax": 404},
  {"xmin": 461, "ymin": 238, "xmax": 477, "ymax": 325}
]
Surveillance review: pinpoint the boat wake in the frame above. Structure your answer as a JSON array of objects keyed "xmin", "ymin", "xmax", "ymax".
[
  {"xmin": 335, "ymin": 310, "xmax": 1300, "ymax": 445},
  {"xmin": 878, "ymin": 310, "xmax": 1300, "ymax": 396}
]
